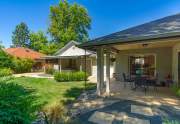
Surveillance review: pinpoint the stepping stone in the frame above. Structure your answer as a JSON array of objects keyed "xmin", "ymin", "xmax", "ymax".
[
  {"xmin": 115, "ymin": 112, "xmax": 150, "ymax": 124},
  {"xmin": 88, "ymin": 111, "xmax": 115, "ymax": 124},
  {"xmin": 131, "ymin": 105, "xmax": 154, "ymax": 116},
  {"xmin": 123, "ymin": 117, "xmax": 150, "ymax": 124}
]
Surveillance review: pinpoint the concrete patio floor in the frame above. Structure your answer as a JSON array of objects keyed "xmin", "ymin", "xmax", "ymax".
[
  {"xmin": 75, "ymin": 79, "xmax": 180, "ymax": 124},
  {"xmin": 109, "ymin": 80, "xmax": 180, "ymax": 108}
]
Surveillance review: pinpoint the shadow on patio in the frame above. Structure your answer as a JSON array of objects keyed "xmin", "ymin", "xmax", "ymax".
[{"xmin": 110, "ymin": 79, "xmax": 180, "ymax": 108}]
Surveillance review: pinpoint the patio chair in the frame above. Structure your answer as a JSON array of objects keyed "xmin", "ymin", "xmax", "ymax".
[
  {"xmin": 134, "ymin": 76, "xmax": 148, "ymax": 94},
  {"xmin": 146, "ymin": 73, "xmax": 158, "ymax": 91},
  {"xmin": 122, "ymin": 73, "xmax": 134, "ymax": 88}
]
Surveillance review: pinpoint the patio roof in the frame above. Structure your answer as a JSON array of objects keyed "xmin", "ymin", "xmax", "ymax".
[{"xmin": 80, "ymin": 13, "xmax": 180, "ymax": 48}]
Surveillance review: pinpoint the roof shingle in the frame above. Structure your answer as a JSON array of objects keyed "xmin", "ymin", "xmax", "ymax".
[
  {"xmin": 5, "ymin": 47, "xmax": 45, "ymax": 60},
  {"xmin": 80, "ymin": 13, "xmax": 180, "ymax": 47}
]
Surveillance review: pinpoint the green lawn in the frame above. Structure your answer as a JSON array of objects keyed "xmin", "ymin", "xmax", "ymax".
[{"xmin": 11, "ymin": 77, "xmax": 95, "ymax": 108}]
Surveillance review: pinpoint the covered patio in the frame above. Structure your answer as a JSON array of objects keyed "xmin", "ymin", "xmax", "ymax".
[
  {"xmin": 80, "ymin": 14, "xmax": 180, "ymax": 97},
  {"xmin": 73, "ymin": 13, "xmax": 180, "ymax": 124}
]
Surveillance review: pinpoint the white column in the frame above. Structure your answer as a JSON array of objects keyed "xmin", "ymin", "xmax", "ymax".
[
  {"xmin": 43, "ymin": 59, "xmax": 46, "ymax": 73},
  {"xmin": 59, "ymin": 59, "xmax": 62, "ymax": 72},
  {"xmin": 97, "ymin": 47, "xmax": 104, "ymax": 96},
  {"xmin": 80, "ymin": 57, "xmax": 82, "ymax": 71},
  {"xmin": 106, "ymin": 51, "xmax": 110, "ymax": 95}
]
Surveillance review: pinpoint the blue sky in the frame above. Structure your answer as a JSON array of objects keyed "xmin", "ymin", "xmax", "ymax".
[{"xmin": 1, "ymin": 0, "xmax": 180, "ymax": 48}]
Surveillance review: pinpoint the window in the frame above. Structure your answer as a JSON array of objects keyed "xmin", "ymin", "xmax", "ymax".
[{"xmin": 129, "ymin": 55, "xmax": 155, "ymax": 76}]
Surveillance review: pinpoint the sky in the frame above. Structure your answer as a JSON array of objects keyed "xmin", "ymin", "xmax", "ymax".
[{"xmin": 1, "ymin": 0, "xmax": 180, "ymax": 48}]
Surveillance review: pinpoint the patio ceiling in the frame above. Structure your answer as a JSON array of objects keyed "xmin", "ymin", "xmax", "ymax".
[{"xmin": 112, "ymin": 38, "xmax": 180, "ymax": 51}]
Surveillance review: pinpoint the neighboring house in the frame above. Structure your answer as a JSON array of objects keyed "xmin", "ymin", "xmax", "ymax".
[
  {"xmin": 5, "ymin": 47, "xmax": 45, "ymax": 71},
  {"xmin": 42, "ymin": 41, "xmax": 115, "ymax": 78},
  {"xmin": 80, "ymin": 13, "xmax": 180, "ymax": 95}
]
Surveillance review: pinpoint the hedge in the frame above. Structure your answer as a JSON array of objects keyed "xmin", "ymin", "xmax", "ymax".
[
  {"xmin": 0, "ymin": 68, "xmax": 13, "ymax": 77},
  {"xmin": 54, "ymin": 71, "xmax": 88, "ymax": 82}
]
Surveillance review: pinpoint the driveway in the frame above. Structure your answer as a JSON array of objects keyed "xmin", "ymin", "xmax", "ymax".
[
  {"xmin": 77, "ymin": 100, "xmax": 180, "ymax": 124},
  {"xmin": 13, "ymin": 72, "xmax": 53, "ymax": 78}
]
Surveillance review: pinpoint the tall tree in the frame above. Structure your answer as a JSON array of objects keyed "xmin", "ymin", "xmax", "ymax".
[
  {"xmin": 29, "ymin": 31, "xmax": 48, "ymax": 51},
  {"xmin": 29, "ymin": 31, "xmax": 59, "ymax": 55},
  {"xmin": 48, "ymin": 0, "xmax": 91, "ymax": 47},
  {"xmin": 12, "ymin": 22, "xmax": 30, "ymax": 47}
]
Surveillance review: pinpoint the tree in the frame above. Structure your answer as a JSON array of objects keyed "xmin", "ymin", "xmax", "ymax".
[
  {"xmin": 48, "ymin": 0, "xmax": 91, "ymax": 47},
  {"xmin": 40, "ymin": 42, "xmax": 60, "ymax": 55},
  {"xmin": 29, "ymin": 31, "xmax": 48, "ymax": 51},
  {"xmin": 0, "ymin": 41, "xmax": 4, "ymax": 49},
  {"xmin": 12, "ymin": 22, "xmax": 30, "ymax": 47},
  {"xmin": 29, "ymin": 31, "xmax": 59, "ymax": 55}
]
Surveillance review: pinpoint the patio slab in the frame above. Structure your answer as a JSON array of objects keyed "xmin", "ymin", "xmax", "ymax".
[
  {"xmin": 123, "ymin": 116, "xmax": 150, "ymax": 124},
  {"xmin": 88, "ymin": 111, "xmax": 115, "ymax": 124},
  {"xmin": 77, "ymin": 100, "xmax": 179, "ymax": 124},
  {"xmin": 131, "ymin": 105, "xmax": 153, "ymax": 116}
]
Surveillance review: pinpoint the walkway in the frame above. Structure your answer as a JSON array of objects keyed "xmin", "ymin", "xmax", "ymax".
[{"xmin": 13, "ymin": 72, "xmax": 53, "ymax": 78}]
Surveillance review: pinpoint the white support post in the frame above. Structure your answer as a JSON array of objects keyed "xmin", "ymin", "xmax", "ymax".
[
  {"xmin": 59, "ymin": 59, "xmax": 62, "ymax": 72},
  {"xmin": 106, "ymin": 51, "xmax": 110, "ymax": 96},
  {"xmin": 43, "ymin": 59, "xmax": 46, "ymax": 73},
  {"xmin": 80, "ymin": 57, "xmax": 82, "ymax": 71},
  {"xmin": 97, "ymin": 47, "xmax": 104, "ymax": 96}
]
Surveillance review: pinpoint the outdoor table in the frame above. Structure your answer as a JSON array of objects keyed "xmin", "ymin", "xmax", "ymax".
[{"xmin": 132, "ymin": 75, "xmax": 156, "ymax": 93}]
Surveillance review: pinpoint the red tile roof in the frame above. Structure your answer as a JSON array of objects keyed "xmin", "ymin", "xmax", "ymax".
[{"xmin": 5, "ymin": 47, "xmax": 45, "ymax": 60}]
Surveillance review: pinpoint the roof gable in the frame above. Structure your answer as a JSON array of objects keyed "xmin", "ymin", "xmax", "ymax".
[
  {"xmin": 54, "ymin": 41, "xmax": 80, "ymax": 56},
  {"xmin": 53, "ymin": 40, "xmax": 94, "ymax": 57}
]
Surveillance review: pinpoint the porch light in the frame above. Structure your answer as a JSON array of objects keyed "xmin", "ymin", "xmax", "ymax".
[{"xmin": 111, "ymin": 57, "xmax": 116, "ymax": 62}]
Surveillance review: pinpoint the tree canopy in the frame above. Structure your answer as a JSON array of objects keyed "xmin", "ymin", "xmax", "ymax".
[
  {"xmin": 29, "ymin": 31, "xmax": 48, "ymax": 52},
  {"xmin": 10, "ymin": 0, "xmax": 91, "ymax": 55},
  {"xmin": 29, "ymin": 31, "xmax": 59, "ymax": 55},
  {"xmin": 49, "ymin": 0, "xmax": 91, "ymax": 47},
  {"xmin": 12, "ymin": 22, "xmax": 30, "ymax": 47}
]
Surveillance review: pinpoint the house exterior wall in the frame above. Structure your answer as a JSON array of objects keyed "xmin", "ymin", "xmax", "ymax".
[
  {"xmin": 172, "ymin": 42, "xmax": 180, "ymax": 84},
  {"xmin": 91, "ymin": 56, "xmax": 114, "ymax": 78},
  {"xmin": 115, "ymin": 47, "xmax": 172, "ymax": 82}
]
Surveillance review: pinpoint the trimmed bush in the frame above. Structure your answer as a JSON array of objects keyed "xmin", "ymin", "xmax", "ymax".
[
  {"xmin": 12, "ymin": 58, "xmax": 34, "ymax": 73},
  {"xmin": 0, "ymin": 68, "xmax": 13, "ymax": 77},
  {"xmin": 45, "ymin": 66, "xmax": 55, "ymax": 75},
  {"xmin": 0, "ymin": 49, "xmax": 13, "ymax": 69},
  {"xmin": 54, "ymin": 71, "xmax": 87, "ymax": 82}
]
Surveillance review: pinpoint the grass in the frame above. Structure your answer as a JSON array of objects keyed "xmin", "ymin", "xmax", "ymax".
[{"xmin": 11, "ymin": 77, "xmax": 96, "ymax": 108}]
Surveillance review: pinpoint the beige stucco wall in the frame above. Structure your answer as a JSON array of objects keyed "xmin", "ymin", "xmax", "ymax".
[
  {"xmin": 172, "ymin": 42, "xmax": 180, "ymax": 84},
  {"xmin": 115, "ymin": 47, "xmax": 172, "ymax": 82}
]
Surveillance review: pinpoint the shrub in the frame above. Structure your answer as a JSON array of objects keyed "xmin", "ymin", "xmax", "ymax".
[
  {"xmin": 0, "ymin": 68, "xmax": 13, "ymax": 77},
  {"xmin": 163, "ymin": 118, "xmax": 179, "ymax": 124},
  {"xmin": 42, "ymin": 102, "xmax": 80, "ymax": 124},
  {"xmin": 54, "ymin": 71, "xmax": 87, "ymax": 82},
  {"xmin": 45, "ymin": 66, "xmax": 55, "ymax": 75},
  {"xmin": 171, "ymin": 84, "xmax": 180, "ymax": 97},
  {"xmin": 0, "ymin": 82, "xmax": 39, "ymax": 124},
  {"xmin": 0, "ymin": 49, "xmax": 13, "ymax": 68},
  {"xmin": 12, "ymin": 58, "xmax": 34, "ymax": 73},
  {"xmin": 43, "ymin": 102, "xmax": 68, "ymax": 124}
]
